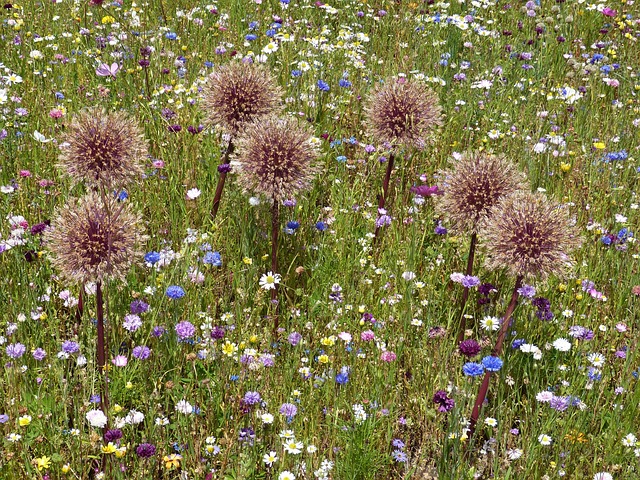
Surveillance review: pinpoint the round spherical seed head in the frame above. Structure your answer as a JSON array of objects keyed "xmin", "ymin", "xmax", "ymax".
[
  {"xmin": 235, "ymin": 116, "xmax": 319, "ymax": 201},
  {"xmin": 434, "ymin": 152, "xmax": 528, "ymax": 234},
  {"xmin": 480, "ymin": 192, "xmax": 582, "ymax": 280},
  {"xmin": 58, "ymin": 108, "xmax": 148, "ymax": 188},
  {"xmin": 201, "ymin": 62, "xmax": 283, "ymax": 135},
  {"xmin": 364, "ymin": 77, "xmax": 443, "ymax": 149},
  {"xmin": 45, "ymin": 193, "xmax": 146, "ymax": 284}
]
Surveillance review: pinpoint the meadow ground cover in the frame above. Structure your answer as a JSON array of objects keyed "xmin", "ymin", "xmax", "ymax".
[{"xmin": 0, "ymin": 0, "xmax": 639, "ymax": 478}]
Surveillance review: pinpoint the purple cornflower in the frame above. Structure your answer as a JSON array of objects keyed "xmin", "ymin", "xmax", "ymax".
[
  {"xmin": 376, "ymin": 209, "xmax": 392, "ymax": 228},
  {"xmin": 287, "ymin": 331, "xmax": 302, "ymax": 346},
  {"xmin": 32, "ymin": 348, "xmax": 46, "ymax": 360},
  {"xmin": 130, "ymin": 300, "xmax": 150, "ymax": 314},
  {"xmin": 104, "ymin": 429, "xmax": 122, "ymax": 442},
  {"xmin": 152, "ymin": 326, "xmax": 166, "ymax": 337},
  {"xmin": 517, "ymin": 284, "xmax": 536, "ymax": 298},
  {"xmin": 243, "ymin": 391, "xmax": 261, "ymax": 405},
  {"xmin": 6, "ymin": 343, "xmax": 26, "ymax": 359},
  {"xmin": 434, "ymin": 221, "xmax": 447, "ymax": 235},
  {"xmin": 210, "ymin": 326, "xmax": 225, "ymax": 339},
  {"xmin": 391, "ymin": 438, "xmax": 405, "ymax": 449},
  {"xmin": 136, "ymin": 443, "xmax": 156, "ymax": 458},
  {"xmin": 279, "ymin": 403, "xmax": 298, "ymax": 417},
  {"xmin": 61, "ymin": 341, "xmax": 80, "ymax": 354},
  {"xmin": 568, "ymin": 325, "xmax": 594, "ymax": 340},
  {"xmin": 132, "ymin": 345, "xmax": 151, "ymax": 360},
  {"xmin": 175, "ymin": 321, "xmax": 196, "ymax": 340},
  {"xmin": 459, "ymin": 339, "xmax": 481, "ymax": 358},
  {"xmin": 549, "ymin": 395, "xmax": 570, "ymax": 412},
  {"xmin": 432, "ymin": 390, "xmax": 455, "ymax": 412},
  {"xmin": 260, "ymin": 354, "xmax": 275, "ymax": 367},
  {"xmin": 123, "ymin": 314, "xmax": 143, "ymax": 332},
  {"xmin": 392, "ymin": 450, "xmax": 408, "ymax": 462},
  {"xmin": 461, "ymin": 275, "xmax": 480, "ymax": 288}
]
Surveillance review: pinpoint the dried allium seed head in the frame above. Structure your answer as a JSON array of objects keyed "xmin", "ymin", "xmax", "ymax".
[
  {"xmin": 434, "ymin": 152, "xmax": 527, "ymax": 234},
  {"xmin": 201, "ymin": 62, "xmax": 283, "ymax": 134},
  {"xmin": 364, "ymin": 77, "xmax": 443, "ymax": 149},
  {"xmin": 58, "ymin": 108, "xmax": 147, "ymax": 188},
  {"xmin": 235, "ymin": 116, "xmax": 319, "ymax": 201},
  {"xmin": 480, "ymin": 192, "xmax": 581, "ymax": 280},
  {"xmin": 45, "ymin": 193, "xmax": 146, "ymax": 284}
]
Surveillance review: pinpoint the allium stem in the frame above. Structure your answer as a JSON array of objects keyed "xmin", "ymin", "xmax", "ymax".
[
  {"xmin": 75, "ymin": 287, "xmax": 84, "ymax": 331},
  {"xmin": 456, "ymin": 233, "xmax": 477, "ymax": 343},
  {"xmin": 374, "ymin": 153, "xmax": 395, "ymax": 242},
  {"xmin": 210, "ymin": 139, "xmax": 235, "ymax": 220},
  {"xmin": 96, "ymin": 281, "xmax": 110, "ymax": 430},
  {"xmin": 271, "ymin": 200, "xmax": 280, "ymax": 329},
  {"xmin": 467, "ymin": 275, "xmax": 522, "ymax": 442}
]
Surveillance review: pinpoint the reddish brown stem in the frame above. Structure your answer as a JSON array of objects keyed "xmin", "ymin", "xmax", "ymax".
[
  {"xmin": 271, "ymin": 200, "xmax": 279, "ymax": 330},
  {"xmin": 210, "ymin": 140, "xmax": 235, "ymax": 220},
  {"xmin": 456, "ymin": 233, "xmax": 477, "ymax": 343},
  {"xmin": 467, "ymin": 275, "xmax": 523, "ymax": 442},
  {"xmin": 373, "ymin": 153, "xmax": 395, "ymax": 242},
  {"xmin": 96, "ymin": 282, "xmax": 110, "ymax": 425}
]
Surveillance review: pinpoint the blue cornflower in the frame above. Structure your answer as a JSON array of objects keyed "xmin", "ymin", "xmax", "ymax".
[
  {"xmin": 286, "ymin": 221, "xmax": 300, "ymax": 231},
  {"xmin": 245, "ymin": 34, "xmax": 257, "ymax": 41},
  {"xmin": 144, "ymin": 251, "xmax": 161, "ymax": 264},
  {"xmin": 391, "ymin": 438, "xmax": 405, "ymax": 449},
  {"xmin": 203, "ymin": 251, "xmax": 222, "ymax": 266},
  {"xmin": 462, "ymin": 362, "xmax": 485, "ymax": 377},
  {"xmin": 265, "ymin": 28, "xmax": 277, "ymax": 37},
  {"xmin": 291, "ymin": 69, "xmax": 302, "ymax": 77},
  {"xmin": 482, "ymin": 356, "xmax": 504, "ymax": 372},
  {"xmin": 165, "ymin": 32, "xmax": 178, "ymax": 40},
  {"xmin": 317, "ymin": 79, "xmax": 330, "ymax": 92},
  {"xmin": 55, "ymin": 92, "xmax": 65, "ymax": 100},
  {"xmin": 248, "ymin": 21, "xmax": 259, "ymax": 30},
  {"xmin": 392, "ymin": 450, "xmax": 408, "ymax": 462},
  {"xmin": 166, "ymin": 285, "xmax": 185, "ymax": 300},
  {"xmin": 315, "ymin": 221, "xmax": 327, "ymax": 232},
  {"xmin": 618, "ymin": 228, "xmax": 633, "ymax": 242},
  {"xmin": 587, "ymin": 367, "xmax": 602, "ymax": 381},
  {"xmin": 336, "ymin": 155, "xmax": 347, "ymax": 162},
  {"xmin": 115, "ymin": 189, "xmax": 128, "ymax": 202},
  {"xmin": 335, "ymin": 371, "xmax": 349, "ymax": 385},
  {"xmin": 339, "ymin": 78, "xmax": 352, "ymax": 88},
  {"xmin": 204, "ymin": 61, "xmax": 214, "ymax": 68},
  {"xmin": 512, "ymin": 339, "xmax": 526, "ymax": 349}
]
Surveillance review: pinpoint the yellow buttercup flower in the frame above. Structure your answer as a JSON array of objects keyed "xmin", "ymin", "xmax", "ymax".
[
  {"xmin": 18, "ymin": 415, "xmax": 32, "ymax": 426},
  {"xmin": 163, "ymin": 454, "xmax": 182, "ymax": 469},
  {"xmin": 35, "ymin": 456, "xmax": 51, "ymax": 471},
  {"xmin": 102, "ymin": 442, "xmax": 117, "ymax": 454}
]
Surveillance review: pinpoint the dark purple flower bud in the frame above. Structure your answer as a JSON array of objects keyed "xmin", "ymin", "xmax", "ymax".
[
  {"xmin": 210, "ymin": 326, "xmax": 225, "ymax": 339},
  {"xmin": 104, "ymin": 429, "xmax": 123, "ymax": 442},
  {"xmin": 459, "ymin": 339, "xmax": 481, "ymax": 357},
  {"xmin": 432, "ymin": 390, "xmax": 455, "ymax": 412},
  {"xmin": 217, "ymin": 163, "xmax": 232, "ymax": 174},
  {"xmin": 136, "ymin": 443, "xmax": 156, "ymax": 458}
]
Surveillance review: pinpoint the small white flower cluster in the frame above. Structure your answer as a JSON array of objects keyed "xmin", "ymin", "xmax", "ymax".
[{"xmin": 352, "ymin": 403, "xmax": 367, "ymax": 424}]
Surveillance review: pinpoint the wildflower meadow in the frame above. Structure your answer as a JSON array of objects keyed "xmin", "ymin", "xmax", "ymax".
[{"xmin": 1, "ymin": 0, "xmax": 640, "ymax": 478}]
